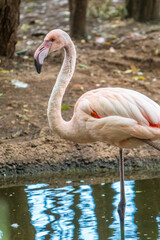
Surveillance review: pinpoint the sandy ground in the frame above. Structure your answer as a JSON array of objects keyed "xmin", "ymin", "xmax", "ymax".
[{"xmin": 1, "ymin": 0, "xmax": 160, "ymax": 175}]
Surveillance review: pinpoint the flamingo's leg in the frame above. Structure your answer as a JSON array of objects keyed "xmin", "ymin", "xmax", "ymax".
[{"xmin": 118, "ymin": 148, "xmax": 126, "ymax": 223}]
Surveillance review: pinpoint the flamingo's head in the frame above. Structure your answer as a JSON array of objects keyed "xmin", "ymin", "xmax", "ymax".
[{"xmin": 34, "ymin": 29, "xmax": 67, "ymax": 74}]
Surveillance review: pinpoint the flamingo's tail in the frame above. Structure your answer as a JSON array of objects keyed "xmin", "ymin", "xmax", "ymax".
[{"xmin": 141, "ymin": 139, "xmax": 160, "ymax": 152}]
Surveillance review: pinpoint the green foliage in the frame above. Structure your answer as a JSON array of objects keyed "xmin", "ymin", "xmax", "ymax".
[
  {"xmin": 88, "ymin": 0, "xmax": 127, "ymax": 20},
  {"xmin": 15, "ymin": 49, "xmax": 28, "ymax": 55},
  {"xmin": 88, "ymin": 0, "xmax": 110, "ymax": 19},
  {"xmin": 61, "ymin": 105, "xmax": 71, "ymax": 110},
  {"xmin": 26, "ymin": 8, "xmax": 32, "ymax": 13},
  {"xmin": 78, "ymin": 64, "xmax": 88, "ymax": 69}
]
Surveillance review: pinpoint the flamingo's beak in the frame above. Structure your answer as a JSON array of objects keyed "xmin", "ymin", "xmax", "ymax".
[{"xmin": 34, "ymin": 41, "xmax": 52, "ymax": 74}]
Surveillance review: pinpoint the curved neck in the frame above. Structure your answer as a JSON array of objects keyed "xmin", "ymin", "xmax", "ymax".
[{"xmin": 47, "ymin": 40, "xmax": 76, "ymax": 139}]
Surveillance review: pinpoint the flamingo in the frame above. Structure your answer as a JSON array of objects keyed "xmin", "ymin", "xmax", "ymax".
[{"xmin": 34, "ymin": 29, "xmax": 160, "ymax": 221}]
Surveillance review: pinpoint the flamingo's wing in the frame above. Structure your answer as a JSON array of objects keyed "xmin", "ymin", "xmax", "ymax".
[
  {"xmin": 80, "ymin": 88, "xmax": 160, "ymax": 125},
  {"xmin": 74, "ymin": 88, "xmax": 160, "ymax": 145}
]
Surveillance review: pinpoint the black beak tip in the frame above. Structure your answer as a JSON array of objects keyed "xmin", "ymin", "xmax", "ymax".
[{"xmin": 34, "ymin": 58, "xmax": 42, "ymax": 74}]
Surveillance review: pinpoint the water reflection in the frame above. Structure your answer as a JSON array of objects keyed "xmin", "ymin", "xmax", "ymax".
[
  {"xmin": 109, "ymin": 181, "xmax": 137, "ymax": 239},
  {"xmin": 26, "ymin": 184, "xmax": 75, "ymax": 239},
  {"xmin": 25, "ymin": 184, "xmax": 98, "ymax": 240},
  {"xmin": 77, "ymin": 185, "xmax": 98, "ymax": 239},
  {"xmin": 0, "ymin": 177, "xmax": 159, "ymax": 239}
]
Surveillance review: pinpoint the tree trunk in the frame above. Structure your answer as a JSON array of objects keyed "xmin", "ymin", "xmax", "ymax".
[
  {"xmin": 69, "ymin": 0, "xmax": 88, "ymax": 39},
  {"xmin": 0, "ymin": 0, "xmax": 21, "ymax": 58},
  {"xmin": 126, "ymin": 0, "xmax": 160, "ymax": 22}
]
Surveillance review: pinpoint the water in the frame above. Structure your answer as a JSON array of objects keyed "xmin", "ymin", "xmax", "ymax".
[{"xmin": 0, "ymin": 173, "xmax": 159, "ymax": 240}]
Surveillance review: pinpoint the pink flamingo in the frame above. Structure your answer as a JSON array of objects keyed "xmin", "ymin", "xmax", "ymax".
[{"xmin": 34, "ymin": 29, "xmax": 160, "ymax": 220}]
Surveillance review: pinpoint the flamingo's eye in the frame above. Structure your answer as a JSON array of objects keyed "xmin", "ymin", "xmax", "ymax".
[{"xmin": 51, "ymin": 38, "xmax": 55, "ymax": 42}]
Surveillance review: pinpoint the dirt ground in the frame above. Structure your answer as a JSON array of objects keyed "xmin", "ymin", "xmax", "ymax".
[{"xmin": 1, "ymin": 0, "xmax": 160, "ymax": 176}]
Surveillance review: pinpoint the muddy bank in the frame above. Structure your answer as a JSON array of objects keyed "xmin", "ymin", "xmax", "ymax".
[{"xmin": 1, "ymin": 130, "xmax": 160, "ymax": 176}]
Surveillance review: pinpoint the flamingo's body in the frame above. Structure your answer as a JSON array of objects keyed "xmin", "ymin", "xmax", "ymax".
[
  {"xmin": 34, "ymin": 29, "xmax": 160, "ymax": 221},
  {"xmin": 63, "ymin": 87, "xmax": 160, "ymax": 147}
]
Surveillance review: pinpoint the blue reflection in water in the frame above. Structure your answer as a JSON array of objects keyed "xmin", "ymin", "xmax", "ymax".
[
  {"xmin": 25, "ymin": 180, "xmax": 137, "ymax": 240},
  {"xmin": 0, "ymin": 176, "xmax": 159, "ymax": 240},
  {"xmin": 109, "ymin": 180, "xmax": 137, "ymax": 239},
  {"xmin": 25, "ymin": 183, "xmax": 98, "ymax": 240},
  {"xmin": 157, "ymin": 216, "xmax": 160, "ymax": 232},
  {"xmin": 25, "ymin": 184, "xmax": 75, "ymax": 240},
  {"xmin": 76, "ymin": 185, "xmax": 98, "ymax": 240}
]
